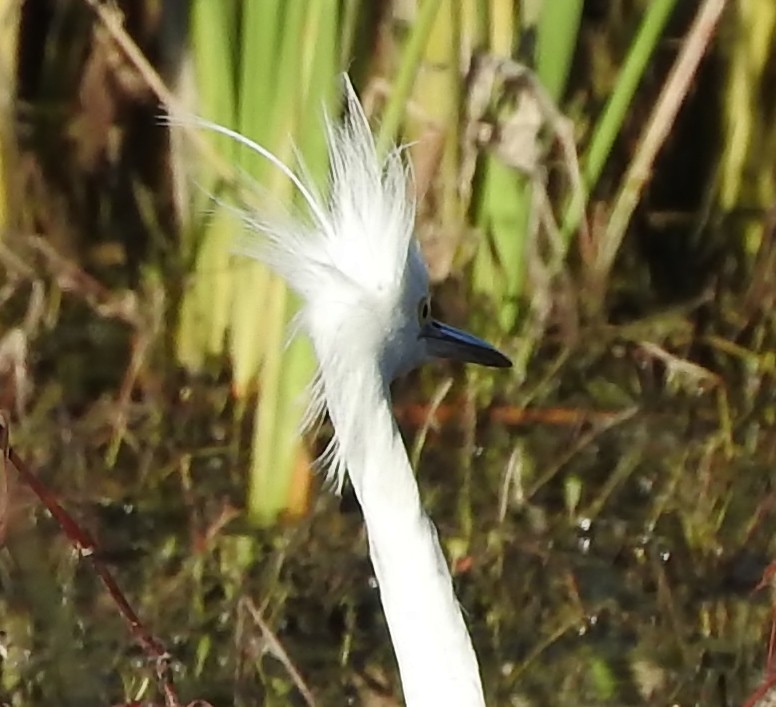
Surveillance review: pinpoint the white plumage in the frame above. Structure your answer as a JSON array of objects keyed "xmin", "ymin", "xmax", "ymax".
[{"xmin": 185, "ymin": 76, "xmax": 510, "ymax": 705}]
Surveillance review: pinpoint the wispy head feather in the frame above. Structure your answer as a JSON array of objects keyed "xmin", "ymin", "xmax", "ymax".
[
  {"xmin": 176, "ymin": 76, "xmax": 427, "ymax": 492},
  {"xmin": 242, "ymin": 79, "xmax": 417, "ymax": 306}
]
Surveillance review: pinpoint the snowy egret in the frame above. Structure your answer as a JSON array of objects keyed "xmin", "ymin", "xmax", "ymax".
[{"xmin": 189, "ymin": 77, "xmax": 510, "ymax": 706}]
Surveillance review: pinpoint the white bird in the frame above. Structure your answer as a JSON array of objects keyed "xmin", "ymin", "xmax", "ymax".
[{"xmin": 190, "ymin": 77, "xmax": 511, "ymax": 705}]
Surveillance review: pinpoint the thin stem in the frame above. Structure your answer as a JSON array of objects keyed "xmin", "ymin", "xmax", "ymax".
[
  {"xmin": 597, "ymin": 0, "xmax": 728, "ymax": 283},
  {"xmin": 561, "ymin": 0, "xmax": 677, "ymax": 244}
]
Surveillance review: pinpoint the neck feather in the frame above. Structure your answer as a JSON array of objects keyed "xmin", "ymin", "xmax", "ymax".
[{"xmin": 322, "ymin": 360, "xmax": 485, "ymax": 706}]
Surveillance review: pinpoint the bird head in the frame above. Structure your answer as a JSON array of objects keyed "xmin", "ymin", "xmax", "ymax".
[{"xmin": 238, "ymin": 77, "xmax": 510, "ymax": 385}]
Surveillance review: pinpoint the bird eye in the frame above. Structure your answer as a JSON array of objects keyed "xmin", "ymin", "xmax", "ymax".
[{"xmin": 418, "ymin": 297, "xmax": 431, "ymax": 325}]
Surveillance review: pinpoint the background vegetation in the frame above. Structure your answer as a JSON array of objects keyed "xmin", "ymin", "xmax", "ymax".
[{"xmin": 2, "ymin": 0, "xmax": 776, "ymax": 705}]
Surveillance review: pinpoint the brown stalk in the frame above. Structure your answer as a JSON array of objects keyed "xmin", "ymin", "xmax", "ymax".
[{"xmin": 597, "ymin": 0, "xmax": 729, "ymax": 285}]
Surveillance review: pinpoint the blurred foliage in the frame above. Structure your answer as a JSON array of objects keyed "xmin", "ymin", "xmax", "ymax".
[
  {"xmin": 2, "ymin": 0, "xmax": 776, "ymax": 705},
  {"xmin": 0, "ymin": 1, "xmax": 21, "ymax": 241}
]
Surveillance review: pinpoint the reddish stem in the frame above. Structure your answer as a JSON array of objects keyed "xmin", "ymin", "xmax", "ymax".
[{"xmin": 0, "ymin": 416, "xmax": 180, "ymax": 706}]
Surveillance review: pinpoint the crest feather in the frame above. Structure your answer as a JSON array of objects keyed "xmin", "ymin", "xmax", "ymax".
[{"xmin": 171, "ymin": 76, "xmax": 419, "ymax": 492}]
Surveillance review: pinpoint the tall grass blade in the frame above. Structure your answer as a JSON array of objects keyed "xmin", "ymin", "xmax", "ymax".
[
  {"xmin": 176, "ymin": 0, "xmax": 238, "ymax": 369},
  {"xmin": 561, "ymin": 0, "xmax": 677, "ymax": 244},
  {"xmin": 177, "ymin": 0, "xmax": 344, "ymax": 524},
  {"xmin": 377, "ymin": 0, "xmax": 443, "ymax": 155},
  {"xmin": 472, "ymin": 0, "xmax": 581, "ymax": 338},
  {"xmin": 719, "ymin": 0, "xmax": 776, "ymax": 229},
  {"xmin": 240, "ymin": 0, "xmax": 341, "ymax": 524},
  {"xmin": 535, "ymin": 0, "xmax": 583, "ymax": 102},
  {"xmin": 599, "ymin": 0, "xmax": 726, "ymax": 284},
  {"xmin": 410, "ymin": 1, "xmax": 462, "ymax": 251},
  {"xmin": 471, "ymin": 0, "xmax": 523, "ymax": 333},
  {"xmin": 0, "ymin": 1, "xmax": 20, "ymax": 241}
]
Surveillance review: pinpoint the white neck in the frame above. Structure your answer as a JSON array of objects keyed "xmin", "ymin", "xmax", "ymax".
[{"xmin": 323, "ymin": 361, "xmax": 486, "ymax": 706}]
